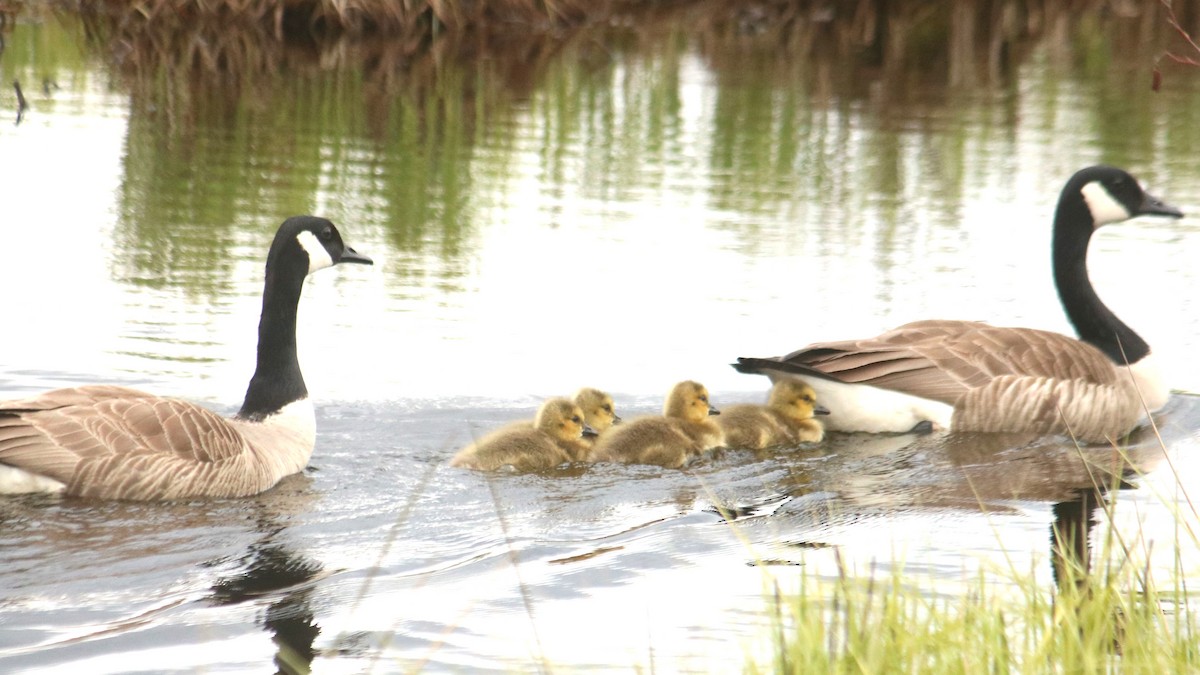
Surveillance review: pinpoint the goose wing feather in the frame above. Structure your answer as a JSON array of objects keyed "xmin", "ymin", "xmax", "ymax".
[
  {"xmin": 952, "ymin": 374, "xmax": 1140, "ymax": 442},
  {"xmin": 0, "ymin": 385, "xmax": 258, "ymax": 499},
  {"xmin": 743, "ymin": 320, "xmax": 1121, "ymax": 405}
]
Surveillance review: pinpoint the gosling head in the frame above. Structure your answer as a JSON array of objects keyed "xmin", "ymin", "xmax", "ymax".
[
  {"xmin": 663, "ymin": 380, "xmax": 719, "ymax": 422},
  {"xmin": 768, "ymin": 380, "xmax": 831, "ymax": 421},
  {"xmin": 573, "ymin": 387, "xmax": 621, "ymax": 433},
  {"xmin": 534, "ymin": 398, "xmax": 596, "ymax": 442}
]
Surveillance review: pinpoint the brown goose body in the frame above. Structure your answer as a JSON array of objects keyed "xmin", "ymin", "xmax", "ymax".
[
  {"xmin": 0, "ymin": 217, "xmax": 372, "ymax": 500},
  {"xmin": 735, "ymin": 167, "xmax": 1183, "ymax": 444},
  {"xmin": 0, "ymin": 385, "xmax": 314, "ymax": 500},
  {"xmin": 718, "ymin": 380, "xmax": 829, "ymax": 449},
  {"xmin": 590, "ymin": 380, "xmax": 723, "ymax": 469}
]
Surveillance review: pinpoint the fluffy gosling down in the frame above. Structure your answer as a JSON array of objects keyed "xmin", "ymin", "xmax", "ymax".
[
  {"xmin": 485, "ymin": 387, "xmax": 621, "ymax": 448},
  {"xmin": 451, "ymin": 398, "xmax": 596, "ymax": 471},
  {"xmin": 590, "ymin": 381, "xmax": 723, "ymax": 469},
  {"xmin": 718, "ymin": 380, "xmax": 830, "ymax": 449}
]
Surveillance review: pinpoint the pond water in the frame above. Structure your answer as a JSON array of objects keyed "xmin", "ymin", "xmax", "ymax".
[{"xmin": 3, "ymin": 4, "xmax": 1200, "ymax": 672}]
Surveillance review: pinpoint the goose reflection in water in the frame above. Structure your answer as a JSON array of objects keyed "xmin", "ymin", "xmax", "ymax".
[
  {"xmin": 207, "ymin": 476, "xmax": 330, "ymax": 675},
  {"xmin": 717, "ymin": 395, "xmax": 1199, "ymax": 600},
  {"xmin": 209, "ymin": 542, "xmax": 323, "ymax": 675}
]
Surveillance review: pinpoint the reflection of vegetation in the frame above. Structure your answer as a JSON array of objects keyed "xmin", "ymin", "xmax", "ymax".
[
  {"xmin": 12, "ymin": 1, "xmax": 1200, "ymax": 289},
  {"xmin": 695, "ymin": 1, "xmax": 1200, "ymax": 239}
]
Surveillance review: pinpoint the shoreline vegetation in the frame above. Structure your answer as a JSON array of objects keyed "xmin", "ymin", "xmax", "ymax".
[
  {"xmin": 2, "ymin": 2, "xmax": 1197, "ymax": 87},
  {"xmin": 755, "ymin": 480, "xmax": 1200, "ymax": 673},
  {"xmin": 0, "ymin": 0, "xmax": 1193, "ymax": 147}
]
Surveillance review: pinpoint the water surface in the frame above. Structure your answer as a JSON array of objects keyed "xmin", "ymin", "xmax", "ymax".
[{"xmin": 2, "ymin": 5, "xmax": 1200, "ymax": 671}]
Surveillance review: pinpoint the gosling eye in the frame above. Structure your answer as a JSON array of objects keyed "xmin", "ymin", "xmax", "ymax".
[
  {"xmin": 571, "ymin": 416, "xmax": 582, "ymax": 424},
  {"xmin": 603, "ymin": 405, "xmax": 613, "ymax": 413}
]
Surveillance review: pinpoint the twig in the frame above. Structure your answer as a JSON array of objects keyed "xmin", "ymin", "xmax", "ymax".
[
  {"xmin": 1154, "ymin": 0, "xmax": 1200, "ymax": 90},
  {"xmin": 483, "ymin": 475, "xmax": 550, "ymax": 671},
  {"xmin": 13, "ymin": 79, "xmax": 26, "ymax": 125},
  {"xmin": 1161, "ymin": 0, "xmax": 1200, "ymax": 56}
]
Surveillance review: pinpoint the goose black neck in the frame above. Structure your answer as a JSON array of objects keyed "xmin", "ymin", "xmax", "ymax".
[
  {"xmin": 237, "ymin": 252, "xmax": 309, "ymax": 420},
  {"xmin": 1053, "ymin": 197, "xmax": 1149, "ymax": 366}
]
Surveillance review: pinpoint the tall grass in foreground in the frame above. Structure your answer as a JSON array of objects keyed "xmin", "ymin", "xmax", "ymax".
[
  {"xmin": 751, "ymin": 480, "xmax": 1200, "ymax": 672},
  {"xmin": 755, "ymin": 560, "xmax": 1199, "ymax": 673}
]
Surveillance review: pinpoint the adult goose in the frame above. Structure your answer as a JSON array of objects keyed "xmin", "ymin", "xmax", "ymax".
[
  {"xmin": 734, "ymin": 166, "xmax": 1182, "ymax": 443},
  {"xmin": 0, "ymin": 216, "xmax": 372, "ymax": 500}
]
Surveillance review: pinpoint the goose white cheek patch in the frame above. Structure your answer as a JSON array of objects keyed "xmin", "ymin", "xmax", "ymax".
[
  {"xmin": 295, "ymin": 230, "xmax": 335, "ymax": 274},
  {"xmin": 1080, "ymin": 181, "xmax": 1132, "ymax": 227}
]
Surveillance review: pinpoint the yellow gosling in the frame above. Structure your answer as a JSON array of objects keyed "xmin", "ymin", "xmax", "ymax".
[
  {"xmin": 717, "ymin": 380, "xmax": 830, "ymax": 449},
  {"xmin": 590, "ymin": 381, "xmax": 723, "ymax": 469},
  {"xmin": 573, "ymin": 387, "xmax": 621, "ymax": 436},
  {"xmin": 488, "ymin": 387, "xmax": 620, "ymax": 448},
  {"xmin": 451, "ymin": 398, "xmax": 595, "ymax": 471}
]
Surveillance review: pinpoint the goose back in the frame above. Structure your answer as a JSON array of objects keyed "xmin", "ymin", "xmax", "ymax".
[
  {"xmin": 0, "ymin": 385, "xmax": 314, "ymax": 500},
  {"xmin": 736, "ymin": 319, "xmax": 1157, "ymax": 441}
]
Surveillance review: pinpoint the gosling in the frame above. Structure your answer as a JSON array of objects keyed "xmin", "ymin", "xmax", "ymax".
[
  {"xmin": 589, "ymin": 380, "xmax": 723, "ymax": 469},
  {"xmin": 488, "ymin": 387, "xmax": 621, "ymax": 452},
  {"xmin": 451, "ymin": 398, "xmax": 596, "ymax": 471},
  {"xmin": 717, "ymin": 380, "xmax": 830, "ymax": 449}
]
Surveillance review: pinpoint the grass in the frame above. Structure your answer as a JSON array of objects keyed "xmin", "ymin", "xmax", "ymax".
[
  {"xmin": 754, "ymin": 556, "xmax": 1200, "ymax": 674},
  {"xmin": 749, "ymin": 444, "xmax": 1200, "ymax": 674}
]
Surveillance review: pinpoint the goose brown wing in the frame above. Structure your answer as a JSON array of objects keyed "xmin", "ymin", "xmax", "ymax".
[
  {"xmin": 0, "ymin": 385, "xmax": 249, "ymax": 495},
  {"xmin": 739, "ymin": 320, "xmax": 1120, "ymax": 405}
]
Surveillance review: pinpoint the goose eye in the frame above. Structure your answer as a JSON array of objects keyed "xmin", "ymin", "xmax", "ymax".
[{"xmin": 319, "ymin": 226, "xmax": 334, "ymax": 242}]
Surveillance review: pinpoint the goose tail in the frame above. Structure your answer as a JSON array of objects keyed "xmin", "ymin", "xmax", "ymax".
[{"xmin": 732, "ymin": 356, "xmax": 842, "ymax": 382}]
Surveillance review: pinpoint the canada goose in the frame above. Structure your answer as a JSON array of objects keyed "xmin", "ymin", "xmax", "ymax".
[
  {"xmin": 451, "ymin": 398, "xmax": 596, "ymax": 471},
  {"xmin": 718, "ymin": 380, "xmax": 830, "ymax": 449},
  {"xmin": 0, "ymin": 216, "xmax": 372, "ymax": 500},
  {"xmin": 734, "ymin": 166, "xmax": 1183, "ymax": 443},
  {"xmin": 590, "ymin": 380, "xmax": 723, "ymax": 469}
]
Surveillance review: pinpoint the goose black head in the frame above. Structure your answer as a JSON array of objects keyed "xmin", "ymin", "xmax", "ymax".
[
  {"xmin": 273, "ymin": 216, "xmax": 374, "ymax": 276},
  {"xmin": 1067, "ymin": 165, "xmax": 1183, "ymax": 229}
]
